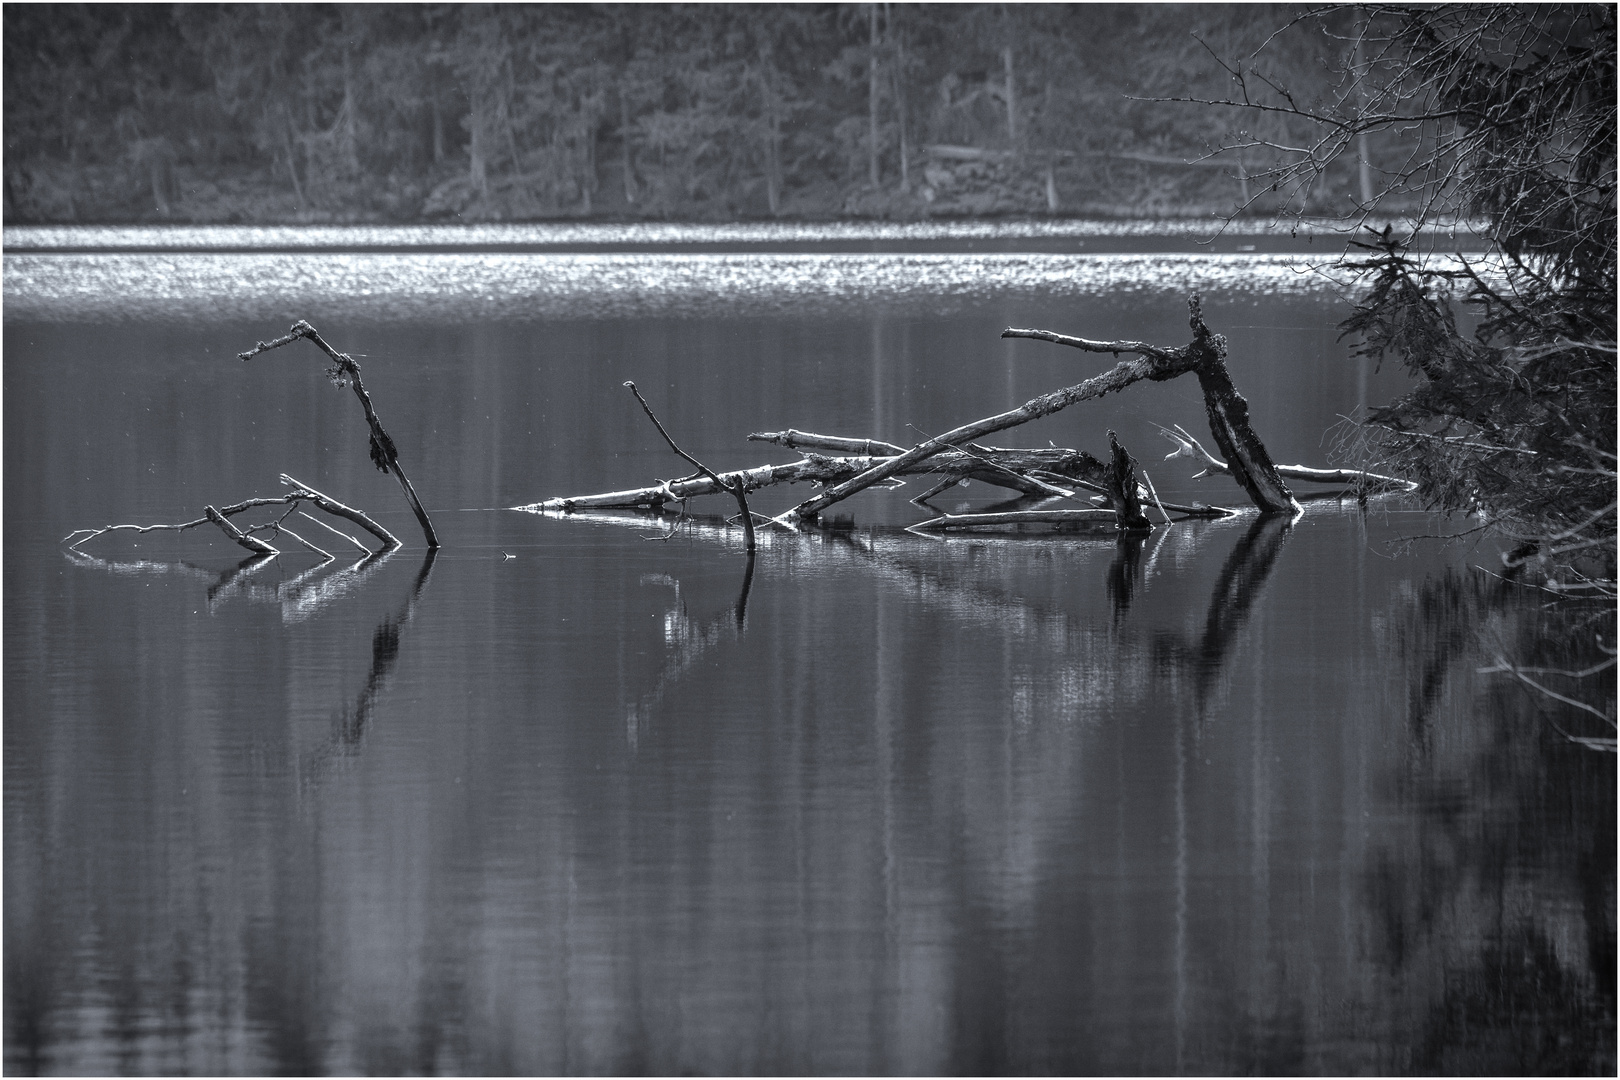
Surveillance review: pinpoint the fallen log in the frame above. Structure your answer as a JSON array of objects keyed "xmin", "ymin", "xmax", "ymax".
[{"xmin": 1001, "ymin": 295, "xmax": 1300, "ymax": 515}]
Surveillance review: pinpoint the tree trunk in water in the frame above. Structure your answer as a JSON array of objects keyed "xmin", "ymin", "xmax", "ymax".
[
  {"xmin": 868, "ymin": 3, "xmax": 881, "ymax": 187},
  {"xmin": 1193, "ymin": 361, "xmax": 1298, "ymax": 513},
  {"xmin": 1106, "ymin": 431, "xmax": 1153, "ymax": 530}
]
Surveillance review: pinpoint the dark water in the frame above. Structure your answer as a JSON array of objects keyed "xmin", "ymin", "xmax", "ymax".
[{"xmin": 4, "ymin": 240, "xmax": 1613, "ymax": 1075}]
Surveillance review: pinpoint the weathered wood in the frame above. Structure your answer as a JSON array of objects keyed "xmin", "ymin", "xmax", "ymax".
[
  {"xmin": 789, "ymin": 331, "xmax": 1203, "ymax": 520},
  {"xmin": 1158, "ymin": 423, "xmax": 1416, "ymax": 491},
  {"xmin": 1106, "ymin": 431, "xmax": 1153, "ymax": 531},
  {"xmin": 241, "ymin": 321, "xmax": 439, "ymax": 549},
  {"xmin": 526, "ymin": 447, "xmax": 1118, "ymax": 512},
  {"xmin": 1193, "ymin": 358, "xmax": 1300, "ymax": 514},
  {"xmin": 279, "ymin": 475, "xmax": 401, "ymax": 552},
  {"xmin": 1002, "ymin": 295, "xmax": 1301, "ymax": 515},
  {"xmin": 205, "ymin": 505, "xmax": 279, "ymax": 555},
  {"xmin": 748, "ymin": 430, "xmax": 906, "ymax": 457}
]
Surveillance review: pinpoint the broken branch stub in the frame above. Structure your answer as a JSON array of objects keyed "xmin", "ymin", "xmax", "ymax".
[
  {"xmin": 1106, "ymin": 432, "xmax": 1153, "ymax": 531},
  {"xmin": 240, "ymin": 321, "xmax": 439, "ymax": 549}
]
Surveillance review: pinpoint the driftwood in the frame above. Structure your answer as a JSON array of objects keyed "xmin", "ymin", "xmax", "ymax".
[
  {"xmin": 780, "ymin": 294, "xmax": 1299, "ymax": 520},
  {"xmin": 523, "ymin": 442, "xmax": 1235, "ymax": 519},
  {"xmin": 63, "ymin": 477, "xmax": 400, "ymax": 558},
  {"xmin": 240, "ymin": 321, "xmax": 438, "ymax": 549},
  {"xmin": 529, "ymin": 295, "xmax": 1421, "ymax": 537}
]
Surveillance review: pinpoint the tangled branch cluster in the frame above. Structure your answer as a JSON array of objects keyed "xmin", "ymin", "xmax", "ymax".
[{"xmin": 1192, "ymin": 6, "xmax": 1615, "ymax": 589}]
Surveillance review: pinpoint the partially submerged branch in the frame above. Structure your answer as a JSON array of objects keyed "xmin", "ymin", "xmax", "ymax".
[
  {"xmin": 625, "ymin": 381, "xmax": 755, "ymax": 553},
  {"xmin": 240, "ymin": 321, "xmax": 438, "ymax": 549},
  {"xmin": 63, "ymin": 478, "xmax": 399, "ymax": 557},
  {"xmin": 1158, "ymin": 423, "xmax": 1417, "ymax": 491}
]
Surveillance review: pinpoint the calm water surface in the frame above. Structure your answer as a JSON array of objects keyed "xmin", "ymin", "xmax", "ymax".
[{"xmin": 5, "ymin": 231, "xmax": 1613, "ymax": 1075}]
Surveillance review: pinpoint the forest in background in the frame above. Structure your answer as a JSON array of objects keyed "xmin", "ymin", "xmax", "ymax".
[{"xmin": 4, "ymin": 3, "xmax": 1408, "ymax": 224}]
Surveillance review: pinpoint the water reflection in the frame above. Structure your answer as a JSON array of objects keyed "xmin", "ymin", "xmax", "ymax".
[{"xmin": 302, "ymin": 550, "xmax": 437, "ymax": 785}]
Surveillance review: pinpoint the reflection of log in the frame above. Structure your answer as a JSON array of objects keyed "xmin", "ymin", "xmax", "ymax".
[
  {"xmin": 910, "ymin": 509, "xmax": 1117, "ymax": 532},
  {"xmin": 239, "ymin": 321, "xmax": 438, "ymax": 549}
]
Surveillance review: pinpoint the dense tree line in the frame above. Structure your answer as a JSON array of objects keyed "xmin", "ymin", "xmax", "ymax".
[{"xmin": 4, "ymin": 3, "xmax": 1394, "ymax": 223}]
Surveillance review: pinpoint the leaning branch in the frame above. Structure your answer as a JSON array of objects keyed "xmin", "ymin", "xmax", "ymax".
[
  {"xmin": 625, "ymin": 381, "xmax": 755, "ymax": 553},
  {"xmin": 240, "ymin": 321, "xmax": 438, "ymax": 549},
  {"xmin": 789, "ymin": 342, "xmax": 1201, "ymax": 519}
]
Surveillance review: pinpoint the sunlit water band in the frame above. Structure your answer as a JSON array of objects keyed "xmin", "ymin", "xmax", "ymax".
[
  {"xmin": 3, "ymin": 250, "xmax": 1501, "ymax": 323},
  {"xmin": 2, "ymin": 217, "xmax": 1473, "ymax": 252}
]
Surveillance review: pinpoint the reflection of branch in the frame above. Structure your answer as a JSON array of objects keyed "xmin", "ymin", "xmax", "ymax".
[
  {"xmin": 627, "ymin": 552, "xmax": 756, "ymax": 747},
  {"xmin": 301, "ymin": 550, "xmax": 439, "ymax": 786},
  {"xmin": 1151, "ymin": 515, "xmax": 1293, "ymax": 712}
]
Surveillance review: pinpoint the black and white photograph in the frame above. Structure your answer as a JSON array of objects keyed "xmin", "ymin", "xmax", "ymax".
[{"xmin": 4, "ymin": 3, "xmax": 1615, "ymax": 1075}]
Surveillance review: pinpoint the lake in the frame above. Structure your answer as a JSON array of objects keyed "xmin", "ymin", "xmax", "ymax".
[{"xmin": 4, "ymin": 225, "xmax": 1613, "ymax": 1075}]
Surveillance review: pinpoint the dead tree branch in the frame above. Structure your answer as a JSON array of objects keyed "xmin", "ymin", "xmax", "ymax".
[
  {"xmin": 239, "ymin": 321, "xmax": 438, "ymax": 549},
  {"xmin": 63, "ymin": 479, "xmax": 399, "ymax": 557},
  {"xmin": 625, "ymin": 381, "xmax": 755, "ymax": 553},
  {"xmin": 1159, "ymin": 423, "xmax": 1417, "ymax": 490},
  {"xmin": 790, "ymin": 295, "xmax": 1298, "ymax": 520}
]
